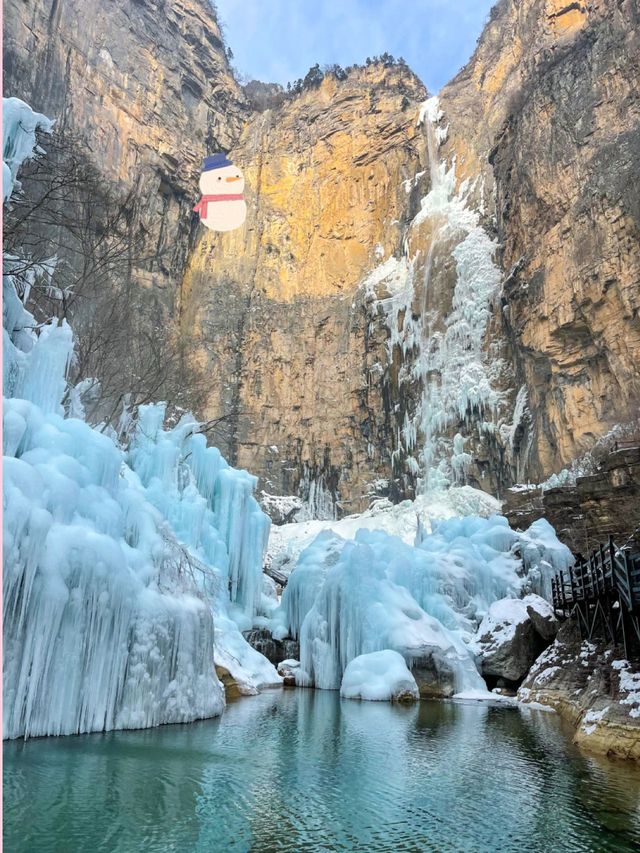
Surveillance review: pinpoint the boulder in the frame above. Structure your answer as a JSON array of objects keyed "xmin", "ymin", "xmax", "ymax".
[
  {"xmin": 518, "ymin": 620, "xmax": 640, "ymax": 761},
  {"xmin": 410, "ymin": 655, "xmax": 457, "ymax": 699},
  {"xmin": 215, "ymin": 665, "xmax": 243, "ymax": 701},
  {"xmin": 473, "ymin": 594, "xmax": 559, "ymax": 685},
  {"xmin": 243, "ymin": 628, "xmax": 300, "ymax": 666},
  {"xmin": 277, "ymin": 658, "xmax": 300, "ymax": 687}
]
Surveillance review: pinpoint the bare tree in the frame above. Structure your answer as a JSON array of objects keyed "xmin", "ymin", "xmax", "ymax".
[{"xmin": 4, "ymin": 128, "xmax": 209, "ymax": 430}]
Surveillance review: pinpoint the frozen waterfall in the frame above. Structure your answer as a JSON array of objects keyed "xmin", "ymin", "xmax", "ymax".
[
  {"xmin": 3, "ymin": 97, "xmax": 277, "ymax": 739},
  {"xmin": 361, "ymin": 96, "xmax": 506, "ymax": 491}
]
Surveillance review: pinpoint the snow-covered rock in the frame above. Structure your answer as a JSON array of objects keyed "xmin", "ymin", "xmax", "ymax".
[
  {"xmin": 518, "ymin": 624, "xmax": 640, "ymax": 760},
  {"xmin": 277, "ymin": 658, "xmax": 300, "ymax": 686},
  {"xmin": 259, "ymin": 491, "xmax": 306, "ymax": 525},
  {"xmin": 473, "ymin": 595, "xmax": 559, "ymax": 684},
  {"xmin": 340, "ymin": 650, "xmax": 419, "ymax": 703},
  {"xmin": 214, "ymin": 616, "xmax": 281, "ymax": 696},
  {"xmin": 242, "ymin": 627, "xmax": 299, "ymax": 666}
]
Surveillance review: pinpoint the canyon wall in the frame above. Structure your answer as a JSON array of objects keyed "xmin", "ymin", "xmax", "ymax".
[
  {"xmin": 440, "ymin": 0, "xmax": 640, "ymax": 482},
  {"xmin": 3, "ymin": 0, "xmax": 248, "ymax": 414},
  {"xmin": 189, "ymin": 0, "xmax": 639, "ymax": 510},
  {"xmin": 180, "ymin": 63, "xmax": 429, "ymax": 513},
  {"xmin": 4, "ymin": 0, "xmax": 639, "ymax": 515}
]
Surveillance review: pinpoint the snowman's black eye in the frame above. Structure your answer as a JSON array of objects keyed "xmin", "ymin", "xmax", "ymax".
[{"xmin": 218, "ymin": 176, "xmax": 221, "ymax": 181}]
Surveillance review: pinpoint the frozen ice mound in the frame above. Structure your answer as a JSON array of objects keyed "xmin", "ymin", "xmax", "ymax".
[
  {"xmin": 517, "ymin": 518, "xmax": 574, "ymax": 600},
  {"xmin": 279, "ymin": 518, "xmax": 524, "ymax": 695},
  {"xmin": 3, "ymin": 390, "xmax": 280, "ymax": 738},
  {"xmin": 340, "ymin": 650, "xmax": 419, "ymax": 702},
  {"xmin": 275, "ymin": 513, "xmax": 570, "ymax": 697}
]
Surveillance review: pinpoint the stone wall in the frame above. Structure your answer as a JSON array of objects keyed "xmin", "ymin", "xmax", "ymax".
[{"xmin": 505, "ymin": 447, "xmax": 640, "ymax": 554}]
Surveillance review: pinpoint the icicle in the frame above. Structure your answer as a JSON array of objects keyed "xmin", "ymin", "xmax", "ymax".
[{"xmin": 3, "ymin": 97, "xmax": 277, "ymax": 738}]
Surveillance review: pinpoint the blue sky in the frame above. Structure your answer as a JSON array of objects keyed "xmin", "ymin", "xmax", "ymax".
[{"xmin": 214, "ymin": 0, "xmax": 496, "ymax": 93}]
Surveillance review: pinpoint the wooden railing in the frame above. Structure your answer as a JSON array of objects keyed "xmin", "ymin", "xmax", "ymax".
[{"xmin": 551, "ymin": 535, "xmax": 640, "ymax": 659}]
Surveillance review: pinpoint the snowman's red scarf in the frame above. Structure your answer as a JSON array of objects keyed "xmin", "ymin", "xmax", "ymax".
[{"xmin": 193, "ymin": 194, "xmax": 244, "ymax": 219}]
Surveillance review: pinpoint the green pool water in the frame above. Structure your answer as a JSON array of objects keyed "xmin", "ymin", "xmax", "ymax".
[{"xmin": 4, "ymin": 690, "xmax": 640, "ymax": 852}]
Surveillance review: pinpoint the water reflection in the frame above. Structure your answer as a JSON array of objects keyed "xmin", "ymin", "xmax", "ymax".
[{"xmin": 4, "ymin": 690, "xmax": 640, "ymax": 852}]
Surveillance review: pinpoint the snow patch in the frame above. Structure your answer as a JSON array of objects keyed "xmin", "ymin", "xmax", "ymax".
[
  {"xmin": 581, "ymin": 707, "xmax": 609, "ymax": 735},
  {"xmin": 615, "ymin": 661, "xmax": 640, "ymax": 718}
]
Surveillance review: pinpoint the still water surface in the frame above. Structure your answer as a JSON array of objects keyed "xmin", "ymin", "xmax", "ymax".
[{"xmin": 4, "ymin": 690, "xmax": 640, "ymax": 852}]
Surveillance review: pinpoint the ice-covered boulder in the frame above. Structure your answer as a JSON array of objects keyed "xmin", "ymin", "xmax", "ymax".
[
  {"xmin": 277, "ymin": 658, "xmax": 300, "ymax": 686},
  {"xmin": 473, "ymin": 595, "xmax": 559, "ymax": 685},
  {"xmin": 271, "ymin": 529, "xmax": 345, "ymax": 642},
  {"xmin": 340, "ymin": 650, "xmax": 419, "ymax": 703}
]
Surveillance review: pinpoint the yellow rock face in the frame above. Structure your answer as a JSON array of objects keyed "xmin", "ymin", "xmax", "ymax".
[
  {"xmin": 190, "ymin": 66, "xmax": 424, "ymax": 302},
  {"xmin": 545, "ymin": 0, "xmax": 588, "ymax": 35},
  {"xmin": 179, "ymin": 64, "xmax": 428, "ymax": 509}
]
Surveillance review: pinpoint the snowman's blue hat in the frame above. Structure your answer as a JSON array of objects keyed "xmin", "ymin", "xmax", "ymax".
[{"xmin": 203, "ymin": 153, "xmax": 233, "ymax": 171}]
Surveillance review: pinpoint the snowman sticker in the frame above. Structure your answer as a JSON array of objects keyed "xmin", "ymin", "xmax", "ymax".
[{"xmin": 193, "ymin": 153, "xmax": 246, "ymax": 232}]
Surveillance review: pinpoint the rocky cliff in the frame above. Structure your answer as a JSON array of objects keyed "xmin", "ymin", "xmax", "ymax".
[
  {"xmin": 4, "ymin": 0, "xmax": 639, "ymax": 517},
  {"xmin": 180, "ymin": 63, "xmax": 429, "ymax": 514},
  {"xmin": 439, "ymin": 0, "xmax": 640, "ymax": 482},
  {"xmin": 519, "ymin": 620, "xmax": 640, "ymax": 761},
  {"xmin": 505, "ymin": 445, "xmax": 640, "ymax": 555},
  {"xmin": 187, "ymin": 0, "xmax": 639, "ymax": 511},
  {"xmin": 3, "ymin": 0, "xmax": 248, "ymax": 414}
]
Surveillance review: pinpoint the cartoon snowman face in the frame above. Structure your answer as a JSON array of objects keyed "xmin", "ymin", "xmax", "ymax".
[{"xmin": 194, "ymin": 153, "xmax": 247, "ymax": 232}]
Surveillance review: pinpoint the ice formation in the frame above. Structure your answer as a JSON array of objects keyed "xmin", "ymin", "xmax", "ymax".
[
  {"xmin": 362, "ymin": 96, "xmax": 506, "ymax": 491},
  {"xmin": 340, "ymin": 650, "xmax": 419, "ymax": 702},
  {"xmin": 123, "ymin": 404, "xmax": 279, "ymax": 695},
  {"xmin": 3, "ymin": 98, "xmax": 277, "ymax": 739},
  {"xmin": 517, "ymin": 518, "xmax": 574, "ymax": 600},
  {"xmin": 267, "ymin": 485, "xmax": 501, "ymax": 580},
  {"xmin": 270, "ymin": 506, "xmax": 572, "ymax": 696},
  {"xmin": 3, "ymin": 97, "xmax": 54, "ymax": 202}
]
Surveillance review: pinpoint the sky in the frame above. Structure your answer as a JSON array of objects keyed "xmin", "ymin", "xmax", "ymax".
[{"xmin": 214, "ymin": 0, "xmax": 497, "ymax": 94}]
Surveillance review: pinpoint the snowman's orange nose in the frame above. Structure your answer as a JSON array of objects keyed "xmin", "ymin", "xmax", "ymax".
[{"xmin": 226, "ymin": 175, "xmax": 241, "ymax": 182}]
